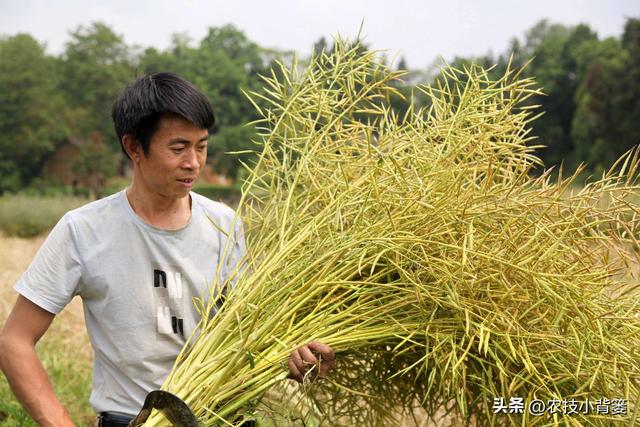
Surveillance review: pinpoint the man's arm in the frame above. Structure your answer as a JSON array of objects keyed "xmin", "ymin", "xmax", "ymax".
[{"xmin": 0, "ymin": 296, "xmax": 75, "ymax": 427}]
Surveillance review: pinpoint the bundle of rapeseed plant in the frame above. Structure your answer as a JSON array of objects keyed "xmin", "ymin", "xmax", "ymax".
[{"xmin": 145, "ymin": 40, "xmax": 640, "ymax": 426}]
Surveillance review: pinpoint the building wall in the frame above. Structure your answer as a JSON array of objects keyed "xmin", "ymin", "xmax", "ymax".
[{"xmin": 41, "ymin": 141, "xmax": 81, "ymax": 185}]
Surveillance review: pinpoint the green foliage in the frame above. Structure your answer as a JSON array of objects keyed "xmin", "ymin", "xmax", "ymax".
[
  {"xmin": 0, "ymin": 34, "xmax": 65, "ymax": 193},
  {"xmin": 570, "ymin": 19, "xmax": 640, "ymax": 174},
  {"xmin": 525, "ymin": 22, "xmax": 598, "ymax": 169},
  {"xmin": 60, "ymin": 22, "xmax": 135, "ymax": 145},
  {"xmin": 0, "ymin": 195, "xmax": 88, "ymax": 237}
]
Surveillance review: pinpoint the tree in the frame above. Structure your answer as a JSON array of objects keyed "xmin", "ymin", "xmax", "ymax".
[
  {"xmin": 524, "ymin": 23, "xmax": 572, "ymax": 167},
  {"xmin": 60, "ymin": 22, "xmax": 134, "ymax": 147},
  {"xmin": 571, "ymin": 18, "xmax": 640, "ymax": 172},
  {"xmin": 485, "ymin": 20, "xmax": 599, "ymax": 170},
  {"xmin": 617, "ymin": 18, "xmax": 640, "ymax": 158},
  {"xmin": 0, "ymin": 34, "xmax": 65, "ymax": 193}
]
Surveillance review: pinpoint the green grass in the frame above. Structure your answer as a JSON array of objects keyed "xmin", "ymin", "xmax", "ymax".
[{"xmin": 0, "ymin": 195, "xmax": 89, "ymax": 237}]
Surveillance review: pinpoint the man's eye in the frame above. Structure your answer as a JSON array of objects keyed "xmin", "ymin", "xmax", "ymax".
[
  {"xmin": 197, "ymin": 145, "xmax": 207, "ymax": 151},
  {"xmin": 172, "ymin": 147, "xmax": 184, "ymax": 154}
]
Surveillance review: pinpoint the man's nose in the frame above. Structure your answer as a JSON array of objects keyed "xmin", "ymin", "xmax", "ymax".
[{"xmin": 182, "ymin": 148, "xmax": 199, "ymax": 169}]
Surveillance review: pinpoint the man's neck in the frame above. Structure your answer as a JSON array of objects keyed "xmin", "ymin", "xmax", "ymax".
[{"xmin": 126, "ymin": 181, "xmax": 192, "ymax": 230}]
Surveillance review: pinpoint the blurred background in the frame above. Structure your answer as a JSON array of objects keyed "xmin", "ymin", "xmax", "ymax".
[{"xmin": 0, "ymin": 1, "xmax": 639, "ymax": 425}]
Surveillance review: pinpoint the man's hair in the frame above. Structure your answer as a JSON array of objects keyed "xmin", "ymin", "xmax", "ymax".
[{"xmin": 112, "ymin": 72, "xmax": 215, "ymax": 158}]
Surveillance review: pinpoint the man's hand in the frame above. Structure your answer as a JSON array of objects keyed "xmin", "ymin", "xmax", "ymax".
[{"xmin": 287, "ymin": 341, "xmax": 335, "ymax": 383}]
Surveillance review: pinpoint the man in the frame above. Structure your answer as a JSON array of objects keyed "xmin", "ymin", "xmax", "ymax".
[{"xmin": 0, "ymin": 72, "xmax": 335, "ymax": 426}]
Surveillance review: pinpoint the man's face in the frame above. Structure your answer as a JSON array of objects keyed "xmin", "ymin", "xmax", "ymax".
[{"xmin": 136, "ymin": 114, "xmax": 208, "ymax": 199}]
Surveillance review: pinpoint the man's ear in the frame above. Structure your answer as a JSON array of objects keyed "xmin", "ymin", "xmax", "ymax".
[{"xmin": 122, "ymin": 135, "xmax": 142, "ymax": 162}]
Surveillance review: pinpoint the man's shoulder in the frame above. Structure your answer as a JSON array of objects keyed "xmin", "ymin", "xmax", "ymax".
[
  {"xmin": 68, "ymin": 190, "xmax": 121, "ymax": 216},
  {"xmin": 191, "ymin": 192, "xmax": 237, "ymax": 220},
  {"xmin": 63, "ymin": 190, "xmax": 123, "ymax": 229},
  {"xmin": 30, "ymin": 191, "xmax": 124, "ymax": 266},
  {"xmin": 191, "ymin": 192, "xmax": 243, "ymax": 238}
]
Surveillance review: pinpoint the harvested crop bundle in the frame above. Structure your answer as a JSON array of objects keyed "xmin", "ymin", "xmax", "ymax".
[{"xmin": 145, "ymin": 40, "xmax": 640, "ymax": 426}]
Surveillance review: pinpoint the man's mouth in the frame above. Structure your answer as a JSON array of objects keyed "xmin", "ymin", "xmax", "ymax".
[{"xmin": 178, "ymin": 178, "xmax": 195, "ymax": 185}]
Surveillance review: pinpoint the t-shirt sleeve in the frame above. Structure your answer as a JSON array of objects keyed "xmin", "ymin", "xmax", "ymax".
[{"xmin": 14, "ymin": 212, "xmax": 83, "ymax": 314}]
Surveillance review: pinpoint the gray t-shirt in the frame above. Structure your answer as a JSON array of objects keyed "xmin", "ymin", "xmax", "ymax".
[{"xmin": 15, "ymin": 189, "xmax": 246, "ymax": 416}]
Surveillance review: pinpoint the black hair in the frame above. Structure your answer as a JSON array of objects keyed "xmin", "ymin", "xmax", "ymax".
[{"xmin": 112, "ymin": 72, "xmax": 215, "ymax": 158}]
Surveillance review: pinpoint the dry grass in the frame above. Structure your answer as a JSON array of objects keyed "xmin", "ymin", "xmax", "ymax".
[{"xmin": 0, "ymin": 235, "xmax": 46, "ymax": 318}]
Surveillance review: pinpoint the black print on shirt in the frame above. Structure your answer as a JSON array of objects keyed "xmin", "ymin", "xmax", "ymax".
[
  {"xmin": 153, "ymin": 266, "xmax": 185, "ymax": 338},
  {"xmin": 154, "ymin": 269, "xmax": 167, "ymax": 288},
  {"xmin": 172, "ymin": 316, "xmax": 184, "ymax": 335}
]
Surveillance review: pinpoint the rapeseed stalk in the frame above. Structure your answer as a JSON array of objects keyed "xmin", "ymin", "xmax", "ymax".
[{"xmin": 145, "ymin": 39, "xmax": 640, "ymax": 426}]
